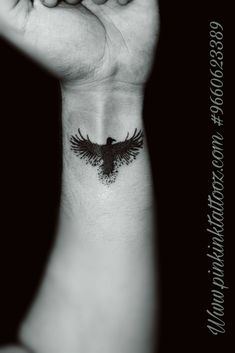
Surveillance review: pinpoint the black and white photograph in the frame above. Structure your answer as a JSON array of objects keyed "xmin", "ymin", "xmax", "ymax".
[{"xmin": 0, "ymin": 1, "xmax": 232, "ymax": 353}]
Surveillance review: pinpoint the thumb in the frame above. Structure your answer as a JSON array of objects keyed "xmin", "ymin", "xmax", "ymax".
[
  {"xmin": 0, "ymin": 2, "xmax": 55, "ymax": 77},
  {"xmin": 0, "ymin": 1, "xmax": 37, "ymax": 64},
  {"xmin": 0, "ymin": 0, "xmax": 32, "ymax": 14},
  {"xmin": 0, "ymin": 20, "xmax": 57, "ymax": 78},
  {"xmin": 0, "ymin": 0, "xmax": 31, "ymax": 38}
]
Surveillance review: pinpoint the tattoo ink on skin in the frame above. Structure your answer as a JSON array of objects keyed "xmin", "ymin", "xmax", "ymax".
[{"xmin": 70, "ymin": 128, "xmax": 144, "ymax": 185}]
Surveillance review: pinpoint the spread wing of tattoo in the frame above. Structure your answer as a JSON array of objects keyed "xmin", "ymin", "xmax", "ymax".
[
  {"xmin": 70, "ymin": 128, "xmax": 144, "ymax": 185},
  {"xmin": 112, "ymin": 129, "xmax": 144, "ymax": 166},
  {"xmin": 70, "ymin": 129, "xmax": 102, "ymax": 167}
]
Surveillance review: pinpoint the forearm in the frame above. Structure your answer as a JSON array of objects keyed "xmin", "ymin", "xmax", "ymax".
[
  {"xmin": 60, "ymin": 80, "xmax": 156, "ymax": 349},
  {"xmin": 19, "ymin": 81, "xmax": 157, "ymax": 353}
]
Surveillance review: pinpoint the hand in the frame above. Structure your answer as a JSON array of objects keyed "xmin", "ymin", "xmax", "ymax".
[{"xmin": 0, "ymin": 0, "xmax": 159, "ymax": 86}]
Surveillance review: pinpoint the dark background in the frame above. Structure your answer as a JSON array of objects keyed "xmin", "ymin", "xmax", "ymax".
[{"xmin": 0, "ymin": 1, "xmax": 232, "ymax": 352}]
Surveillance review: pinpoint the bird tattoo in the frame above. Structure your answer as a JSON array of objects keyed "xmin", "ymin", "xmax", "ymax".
[{"xmin": 70, "ymin": 128, "xmax": 144, "ymax": 185}]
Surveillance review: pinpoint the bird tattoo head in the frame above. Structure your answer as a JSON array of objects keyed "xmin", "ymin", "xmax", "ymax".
[
  {"xmin": 70, "ymin": 128, "xmax": 144, "ymax": 185},
  {"xmin": 106, "ymin": 137, "xmax": 116, "ymax": 145}
]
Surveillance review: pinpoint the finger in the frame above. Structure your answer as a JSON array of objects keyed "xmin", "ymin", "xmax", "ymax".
[
  {"xmin": 91, "ymin": 0, "xmax": 133, "ymax": 6},
  {"xmin": 117, "ymin": 0, "xmax": 133, "ymax": 5},
  {"xmin": 91, "ymin": 0, "xmax": 109, "ymax": 5},
  {"xmin": 41, "ymin": 0, "xmax": 59, "ymax": 7},
  {"xmin": 65, "ymin": 0, "xmax": 82, "ymax": 4}
]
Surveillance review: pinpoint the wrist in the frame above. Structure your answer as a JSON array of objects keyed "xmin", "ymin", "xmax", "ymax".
[
  {"xmin": 59, "ymin": 78, "xmax": 151, "ymax": 209},
  {"xmin": 60, "ymin": 79, "xmax": 145, "ymax": 139}
]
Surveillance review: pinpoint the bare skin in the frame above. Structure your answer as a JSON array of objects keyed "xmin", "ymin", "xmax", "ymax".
[{"xmin": 0, "ymin": 1, "xmax": 160, "ymax": 353}]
